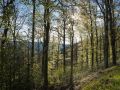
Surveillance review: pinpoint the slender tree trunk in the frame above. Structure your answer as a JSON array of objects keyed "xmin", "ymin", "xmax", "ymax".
[
  {"xmin": 104, "ymin": 0, "xmax": 109, "ymax": 68},
  {"xmin": 31, "ymin": 0, "xmax": 36, "ymax": 89},
  {"xmin": 52, "ymin": 36, "xmax": 54, "ymax": 61},
  {"xmin": 43, "ymin": 0, "xmax": 50, "ymax": 89},
  {"xmin": 109, "ymin": 0, "xmax": 116, "ymax": 65},
  {"xmin": 31, "ymin": 0, "xmax": 35, "ymax": 71},
  {"xmin": 75, "ymin": 41, "xmax": 78, "ymax": 63},
  {"xmin": 80, "ymin": 36, "xmax": 84, "ymax": 70},
  {"xmin": 70, "ymin": 35, "xmax": 74, "ymax": 90},
  {"xmin": 57, "ymin": 30, "xmax": 60, "ymax": 69},
  {"xmin": 70, "ymin": 19, "xmax": 74, "ymax": 90},
  {"xmin": 95, "ymin": 7, "xmax": 99, "ymax": 68},
  {"xmin": 99, "ymin": 34, "xmax": 102, "ymax": 63},
  {"xmin": 63, "ymin": 16, "xmax": 66, "ymax": 73},
  {"xmin": 88, "ymin": 0, "xmax": 94, "ymax": 70},
  {"xmin": 86, "ymin": 36, "xmax": 89, "ymax": 68}
]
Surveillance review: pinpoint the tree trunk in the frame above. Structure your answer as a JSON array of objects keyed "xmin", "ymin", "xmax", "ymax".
[
  {"xmin": 43, "ymin": 0, "xmax": 50, "ymax": 89},
  {"xmin": 70, "ymin": 22, "xmax": 74, "ymax": 90},
  {"xmin": 63, "ymin": 15, "xmax": 66, "ymax": 73},
  {"xmin": 86, "ymin": 36, "xmax": 89, "ymax": 68},
  {"xmin": 109, "ymin": 0, "xmax": 116, "ymax": 65},
  {"xmin": 70, "ymin": 35, "xmax": 74, "ymax": 90},
  {"xmin": 31, "ymin": 0, "xmax": 36, "ymax": 89},
  {"xmin": 95, "ymin": 7, "xmax": 99, "ymax": 68},
  {"xmin": 88, "ymin": 0, "xmax": 94, "ymax": 70},
  {"xmin": 104, "ymin": 0, "xmax": 109, "ymax": 68}
]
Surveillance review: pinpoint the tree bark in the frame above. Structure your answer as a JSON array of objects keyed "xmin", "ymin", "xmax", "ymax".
[
  {"xmin": 31, "ymin": 0, "xmax": 36, "ymax": 89},
  {"xmin": 95, "ymin": 7, "xmax": 99, "ymax": 68},
  {"xmin": 63, "ymin": 14, "xmax": 66, "ymax": 73},
  {"xmin": 109, "ymin": 0, "xmax": 116, "ymax": 65},
  {"xmin": 43, "ymin": 0, "xmax": 50, "ymax": 89},
  {"xmin": 104, "ymin": 0, "xmax": 109, "ymax": 68},
  {"xmin": 88, "ymin": 0, "xmax": 94, "ymax": 70}
]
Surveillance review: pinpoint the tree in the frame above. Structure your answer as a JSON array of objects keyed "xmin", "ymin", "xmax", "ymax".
[
  {"xmin": 63, "ymin": 9, "xmax": 67, "ymax": 73},
  {"xmin": 42, "ymin": 0, "xmax": 51, "ymax": 89},
  {"xmin": 109, "ymin": 0, "xmax": 117, "ymax": 65},
  {"xmin": 94, "ymin": 5, "xmax": 99, "ymax": 68},
  {"xmin": 0, "ymin": 0, "xmax": 15, "ymax": 89},
  {"xmin": 70, "ymin": 6, "xmax": 74, "ymax": 90},
  {"xmin": 88, "ymin": 0, "xmax": 94, "ymax": 70},
  {"xmin": 96, "ymin": 0, "xmax": 109, "ymax": 68}
]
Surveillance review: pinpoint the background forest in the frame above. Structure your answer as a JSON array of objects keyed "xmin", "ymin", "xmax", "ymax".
[{"xmin": 0, "ymin": 0, "xmax": 120, "ymax": 90}]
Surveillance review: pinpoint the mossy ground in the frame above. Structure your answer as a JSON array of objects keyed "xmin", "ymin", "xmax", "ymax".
[{"xmin": 82, "ymin": 66, "xmax": 120, "ymax": 90}]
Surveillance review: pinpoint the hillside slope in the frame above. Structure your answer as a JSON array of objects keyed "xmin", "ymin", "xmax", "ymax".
[{"xmin": 81, "ymin": 66, "xmax": 120, "ymax": 90}]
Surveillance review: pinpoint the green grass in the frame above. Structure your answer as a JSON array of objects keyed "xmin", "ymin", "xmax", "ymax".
[{"xmin": 82, "ymin": 66, "xmax": 120, "ymax": 90}]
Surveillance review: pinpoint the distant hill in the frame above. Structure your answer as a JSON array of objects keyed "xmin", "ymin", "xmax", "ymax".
[{"xmin": 0, "ymin": 39, "xmax": 70, "ymax": 53}]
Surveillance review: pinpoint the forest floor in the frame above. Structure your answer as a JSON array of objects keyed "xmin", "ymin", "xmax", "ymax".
[{"xmin": 74, "ymin": 65, "xmax": 120, "ymax": 90}]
